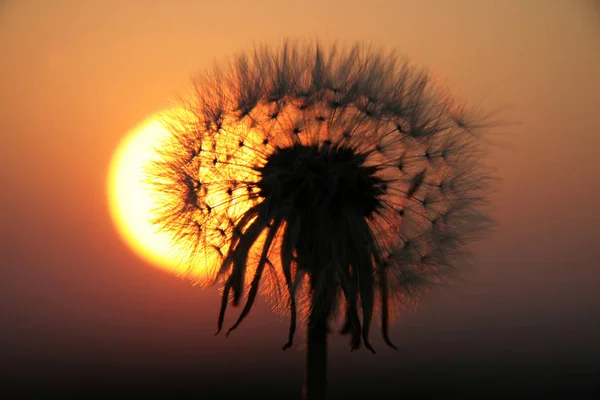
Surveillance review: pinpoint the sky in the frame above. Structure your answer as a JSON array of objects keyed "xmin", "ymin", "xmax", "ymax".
[{"xmin": 1, "ymin": 0, "xmax": 599, "ymax": 398}]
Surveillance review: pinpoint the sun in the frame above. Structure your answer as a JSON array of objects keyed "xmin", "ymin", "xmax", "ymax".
[{"xmin": 107, "ymin": 111, "xmax": 204, "ymax": 279}]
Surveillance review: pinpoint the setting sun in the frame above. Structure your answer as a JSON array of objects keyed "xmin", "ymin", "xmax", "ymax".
[{"xmin": 107, "ymin": 112, "xmax": 203, "ymax": 279}]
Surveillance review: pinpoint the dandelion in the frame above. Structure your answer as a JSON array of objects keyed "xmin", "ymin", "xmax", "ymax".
[{"xmin": 146, "ymin": 41, "xmax": 493, "ymax": 399}]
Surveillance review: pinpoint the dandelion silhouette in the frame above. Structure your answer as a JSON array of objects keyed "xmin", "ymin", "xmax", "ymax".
[{"xmin": 147, "ymin": 41, "xmax": 493, "ymax": 399}]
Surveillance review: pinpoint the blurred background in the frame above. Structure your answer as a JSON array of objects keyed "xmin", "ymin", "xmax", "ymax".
[{"xmin": 1, "ymin": 0, "xmax": 599, "ymax": 397}]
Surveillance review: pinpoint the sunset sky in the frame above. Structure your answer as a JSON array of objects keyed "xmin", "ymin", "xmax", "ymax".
[{"xmin": 1, "ymin": 0, "xmax": 599, "ymax": 397}]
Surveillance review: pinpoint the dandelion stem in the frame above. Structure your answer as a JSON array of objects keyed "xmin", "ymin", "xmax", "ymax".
[{"xmin": 305, "ymin": 274, "xmax": 330, "ymax": 400}]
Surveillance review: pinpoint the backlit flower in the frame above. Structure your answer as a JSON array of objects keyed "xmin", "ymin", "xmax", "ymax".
[{"xmin": 147, "ymin": 41, "xmax": 493, "ymax": 353}]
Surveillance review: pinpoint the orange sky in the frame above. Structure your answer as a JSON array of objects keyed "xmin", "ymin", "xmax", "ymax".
[{"xmin": 1, "ymin": 1, "xmax": 599, "ymax": 397}]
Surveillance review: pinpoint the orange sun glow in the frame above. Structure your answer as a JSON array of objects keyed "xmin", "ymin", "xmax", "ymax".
[{"xmin": 107, "ymin": 111, "xmax": 206, "ymax": 279}]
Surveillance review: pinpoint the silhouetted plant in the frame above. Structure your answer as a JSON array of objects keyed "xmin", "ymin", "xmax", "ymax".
[{"xmin": 146, "ymin": 41, "xmax": 493, "ymax": 399}]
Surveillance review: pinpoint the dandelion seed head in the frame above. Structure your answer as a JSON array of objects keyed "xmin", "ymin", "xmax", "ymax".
[{"xmin": 146, "ymin": 40, "xmax": 494, "ymax": 351}]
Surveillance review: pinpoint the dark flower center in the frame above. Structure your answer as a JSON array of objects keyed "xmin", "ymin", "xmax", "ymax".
[{"xmin": 257, "ymin": 144, "xmax": 386, "ymax": 218}]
